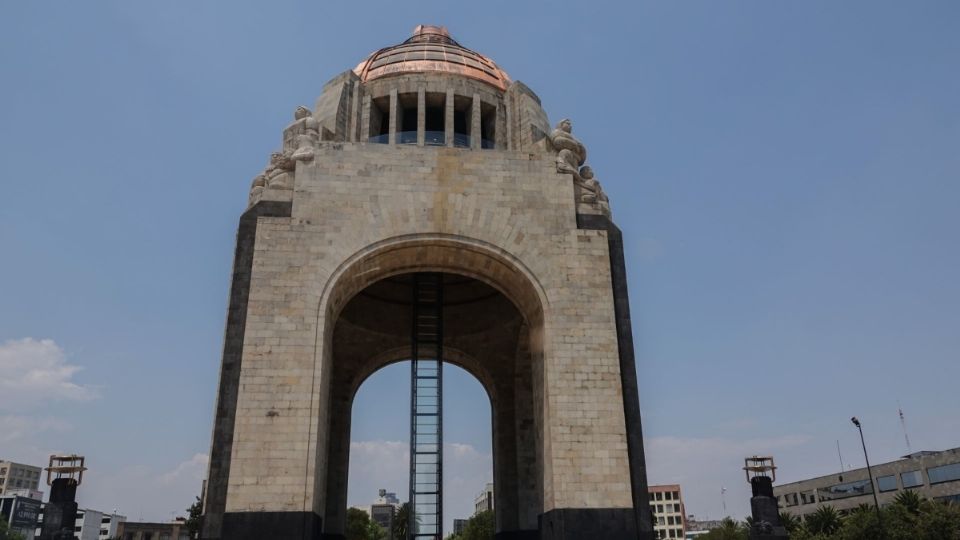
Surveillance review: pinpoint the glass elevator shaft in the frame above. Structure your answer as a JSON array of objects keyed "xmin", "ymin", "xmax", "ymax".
[{"xmin": 409, "ymin": 273, "xmax": 443, "ymax": 539}]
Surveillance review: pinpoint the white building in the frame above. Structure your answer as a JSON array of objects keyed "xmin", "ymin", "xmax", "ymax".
[
  {"xmin": 473, "ymin": 483, "xmax": 494, "ymax": 516},
  {"xmin": 36, "ymin": 505, "xmax": 126, "ymax": 540},
  {"xmin": 0, "ymin": 460, "xmax": 43, "ymax": 496}
]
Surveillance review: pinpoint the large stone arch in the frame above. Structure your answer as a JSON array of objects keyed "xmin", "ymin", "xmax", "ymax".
[{"xmin": 314, "ymin": 235, "xmax": 549, "ymax": 539}]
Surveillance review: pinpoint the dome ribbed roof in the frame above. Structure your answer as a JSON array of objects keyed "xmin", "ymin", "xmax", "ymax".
[{"xmin": 354, "ymin": 25, "xmax": 510, "ymax": 91}]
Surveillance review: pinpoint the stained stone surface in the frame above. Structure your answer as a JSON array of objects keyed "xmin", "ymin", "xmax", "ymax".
[{"xmin": 202, "ymin": 27, "xmax": 652, "ymax": 540}]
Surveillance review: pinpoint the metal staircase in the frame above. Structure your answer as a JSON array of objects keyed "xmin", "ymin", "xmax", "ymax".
[{"xmin": 409, "ymin": 273, "xmax": 443, "ymax": 539}]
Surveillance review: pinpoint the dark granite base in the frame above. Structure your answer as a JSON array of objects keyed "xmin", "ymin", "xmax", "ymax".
[
  {"xmin": 495, "ymin": 529, "xmax": 539, "ymax": 540},
  {"xmin": 221, "ymin": 510, "xmax": 321, "ymax": 539},
  {"xmin": 539, "ymin": 508, "xmax": 642, "ymax": 539},
  {"xmin": 320, "ymin": 534, "xmax": 346, "ymax": 540}
]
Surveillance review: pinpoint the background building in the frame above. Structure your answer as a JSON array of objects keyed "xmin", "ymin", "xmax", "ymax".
[
  {"xmin": 0, "ymin": 460, "xmax": 42, "ymax": 496},
  {"xmin": 453, "ymin": 519, "xmax": 468, "ymax": 534},
  {"xmin": 684, "ymin": 515, "xmax": 722, "ymax": 538},
  {"xmin": 473, "ymin": 483, "xmax": 494, "ymax": 516},
  {"xmin": 116, "ymin": 519, "xmax": 190, "ymax": 540},
  {"xmin": 0, "ymin": 494, "xmax": 42, "ymax": 538},
  {"xmin": 774, "ymin": 447, "xmax": 960, "ymax": 516},
  {"xmin": 369, "ymin": 488, "xmax": 401, "ymax": 539},
  {"xmin": 35, "ymin": 505, "xmax": 127, "ymax": 540},
  {"xmin": 648, "ymin": 485, "xmax": 685, "ymax": 539}
]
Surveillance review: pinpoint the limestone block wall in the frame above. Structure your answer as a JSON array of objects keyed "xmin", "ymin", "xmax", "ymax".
[{"xmin": 225, "ymin": 141, "xmax": 634, "ymax": 518}]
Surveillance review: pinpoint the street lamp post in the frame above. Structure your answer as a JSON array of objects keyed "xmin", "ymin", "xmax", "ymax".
[{"xmin": 851, "ymin": 417, "xmax": 885, "ymax": 538}]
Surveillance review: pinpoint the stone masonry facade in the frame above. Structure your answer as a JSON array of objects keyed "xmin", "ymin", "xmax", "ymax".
[{"xmin": 202, "ymin": 27, "xmax": 652, "ymax": 540}]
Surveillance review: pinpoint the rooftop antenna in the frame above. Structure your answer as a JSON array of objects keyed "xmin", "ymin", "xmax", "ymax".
[
  {"xmin": 898, "ymin": 401, "xmax": 912, "ymax": 454},
  {"xmin": 836, "ymin": 440, "xmax": 845, "ymax": 473}
]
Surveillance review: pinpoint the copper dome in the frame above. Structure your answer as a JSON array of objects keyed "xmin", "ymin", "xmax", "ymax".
[{"xmin": 354, "ymin": 25, "xmax": 510, "ymax": 91}]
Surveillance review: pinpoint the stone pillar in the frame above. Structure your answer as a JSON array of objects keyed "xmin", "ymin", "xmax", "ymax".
[
  {"xmin": 388, "ymin": 89, "xmax": 398, "ymax": 145},
  {"xmin": 360, "ymin": 94, "xmax": 371, "ymax": 142},
  {"xmin": 417, "ymin": 87, "xmax": 426, "ymax": 146},
  {"xmin": 445, "ymin": 88, "xmax": 454, "ymax": 147},
  {"xmin": 471, "ymin": 93, "xmax": 481, "ymax": 149}
]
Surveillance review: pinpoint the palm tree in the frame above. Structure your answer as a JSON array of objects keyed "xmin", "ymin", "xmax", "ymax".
[
  {"xmin": 392, "ymin": 503, "xmax": 413, "ymax": 540},
  {"xmin": 777, "ymin": 511, "xmax": 803, "ymax": 534},
  {"xmin": 804, "ymin": 505, "xmax": 842, "ymax": 535},
  {"xmin": 894, "ymin": 489, "xmax": 923, "ymax": 515}
]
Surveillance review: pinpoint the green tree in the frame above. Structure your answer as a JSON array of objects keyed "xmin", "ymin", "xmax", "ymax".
[
  {"xmin": 347, "ymin": 507, "xmax": 376, "ymax": 540},
  {"xmin": 185, "ymin": 495, "xmax": 203, "ymax": 538},
  {"xmin": 778, "ymin": 511, "xmax": 804, "ymax": 534},
  {"xmin": 392, "ymin": 503, "xmax": 410, "ymax": 540},
  {"xmin": 893, "ymin": 490, "xmax": 923, "ymax": 515},
  {"xmin": 460, "ymin": 510, "xmax": 494, "ymax": 540},
  {"xmin": 0, "ymin": 515, "xmax": 27, "ymax": 540},
  {"xmin": 805, "ymin": 505, "xmax": 843, "ymax": 536},
  {"xmin": 367, "ymin": 520, "xmax": 387, "ymax": 540}
]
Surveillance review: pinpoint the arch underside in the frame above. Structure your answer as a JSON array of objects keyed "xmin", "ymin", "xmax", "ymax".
[{"xmin": 322, "ymin": 270, "xmax": 543, "ymax": 537}]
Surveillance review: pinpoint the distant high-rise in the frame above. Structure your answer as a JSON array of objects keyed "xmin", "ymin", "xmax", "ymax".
[{"xmin": 648, "ymin": 485, "xmax": 685, "ymax": 539}]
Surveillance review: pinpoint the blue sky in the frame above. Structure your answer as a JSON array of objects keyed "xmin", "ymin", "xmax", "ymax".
[{"xmin": 1, "ymin": 0, "xmax": 958, "ymax": 531}]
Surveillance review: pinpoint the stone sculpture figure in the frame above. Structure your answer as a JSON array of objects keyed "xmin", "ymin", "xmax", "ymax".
[
  {"xmin": 577, "ymin": 165, "xmax": 610, "ymax": 214},
  {"xmin": 291, "ymin": 106, "xmax": 320, "ymax": 161},
  {"xmin": 547, "ymin": 118, "xmax": 587, "ymax": 177},
  {"xmin": 263, "ymin": 151, "xmax": 296, "ymax": 190}
]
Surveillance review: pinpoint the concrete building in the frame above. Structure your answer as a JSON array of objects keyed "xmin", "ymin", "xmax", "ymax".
[
  {"xmin": 0, "ymin": 460, "xmax": 42, "ymax": 496},
  {"xmin": 35, "ymin": 505, "xmax": 126, "ymax": 540},
  {"xmin": 683, "ymin": 516, "xmax": 722, "ymax": 538},
  {"xmin": 201, "ymin": 23, "xmax": 653, "ymax": 540},
  {"xmin": 453, "ymin": 519, "xmax": 468, "ymax": 534},
  {"xmin": 369, "ymin": 489, "xmax": 401, "ymax": 538},
  {"xmin": 116, "ymin": 519, "xmax": 190, "ymax": 540},
  {"xmin": 774, "ymin": 447, "xmax": 960, "ymax": 516},
  {"xmin": 474, "ymin": 483, "xmax": 494, "ymax": 516},
  {"xmin": 648, "ymin": 485, "xmax": 685, "ymax": 539}
]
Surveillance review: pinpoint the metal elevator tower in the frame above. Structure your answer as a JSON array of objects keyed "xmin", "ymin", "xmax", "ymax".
[{"xmin": 409, "ymin": 273, "xmax": 443, "ymax": 539}]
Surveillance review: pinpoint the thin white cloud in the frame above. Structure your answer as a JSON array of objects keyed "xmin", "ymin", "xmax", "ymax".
[
  {"xmin": 0, "ymin": 414, "xmax": 71, "ymax": 443},
  {"xmin": 159, "ymin": 453, "xmax": 209, "ymax": 485},
  {"xmin": 0, "ymin": 338, "xmax": 98, "ymax": 410}
]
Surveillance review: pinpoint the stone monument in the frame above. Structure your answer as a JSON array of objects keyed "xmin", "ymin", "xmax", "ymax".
[{"xmin": 201, "ymin": 25, "xmax": 653, "ymax": 540}]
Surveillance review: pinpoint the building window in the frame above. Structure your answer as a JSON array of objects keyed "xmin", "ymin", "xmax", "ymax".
[
  {"xmin": 658, "ymin": 516, "xmax": 665, "ymax": 525},
  {"xmin": 672, "ymin": 491, "xmax": 680, "ymax": 501},
  {"xmin": 368, "ymin": 97, "xmax": 389, "ymax": 144},
  {"xmin": 655, "ymin": 492, "xmax": 663, "ymax": 501},
  {"xmin": 800, "ymin": 491, "xmax": 816, "ymax": 504},
  {"xmin": 928, "ymin": 463, "xmax": 960, "ymax": 485},
  {"xmin": 657, "ymin": 504, "xmax": 663, "ymax": 513},
  {"xmin": 784, "ymin": 492, "xmax": 799, "ymax": 507},
  {"xmin": 901, "ymin": 470, "xmax": 924, "ymax": 488},
  {"xmin": 818, "ymin": 479, "xmax": 873, "ymax": 501},
  {"xmin": 664, "ymin": 491, "xmax": 671, "ymax": 501},
  {"xmin": 674, "ymin": 503, "xmax": 681, "ymax": 512},
  {"xmin": 877, "ymin": 475, "xmax": 897, "ymax": 492},
  {"xmin": 424, "ymin": 92, "xmax": 446, "ymax": 146}
]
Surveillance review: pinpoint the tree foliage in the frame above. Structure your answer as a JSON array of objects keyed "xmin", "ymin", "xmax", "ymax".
[
  {"xmin": 346, "ymin": 507, "xmax": 386, "ymax": 540},
  {"xmin": 771, "ymin": 493, "xmax": 960, "ymax": 540},
  {"xmin": 446, "ymin": 510, "xmax": 494, "ymax": 540},
  {"xmin": 393, "ymin": 502, "xmax": 410, "ymax": 540},
  {"xmin": 0, "ymin": 516, "xmax": 27, "ymax": 540},
  {"xmin": 185, "ymin": 495, "xmax": 203, "ymax": 538}
]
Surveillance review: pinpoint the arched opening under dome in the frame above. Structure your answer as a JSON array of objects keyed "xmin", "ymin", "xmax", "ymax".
[
  {"xmin": 320, "ymin": 269, "xmax": 545, "ymax": 539},
  {"xmin": 347, "ymin": 360, "xmax": 493, "ymax": 537}
]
